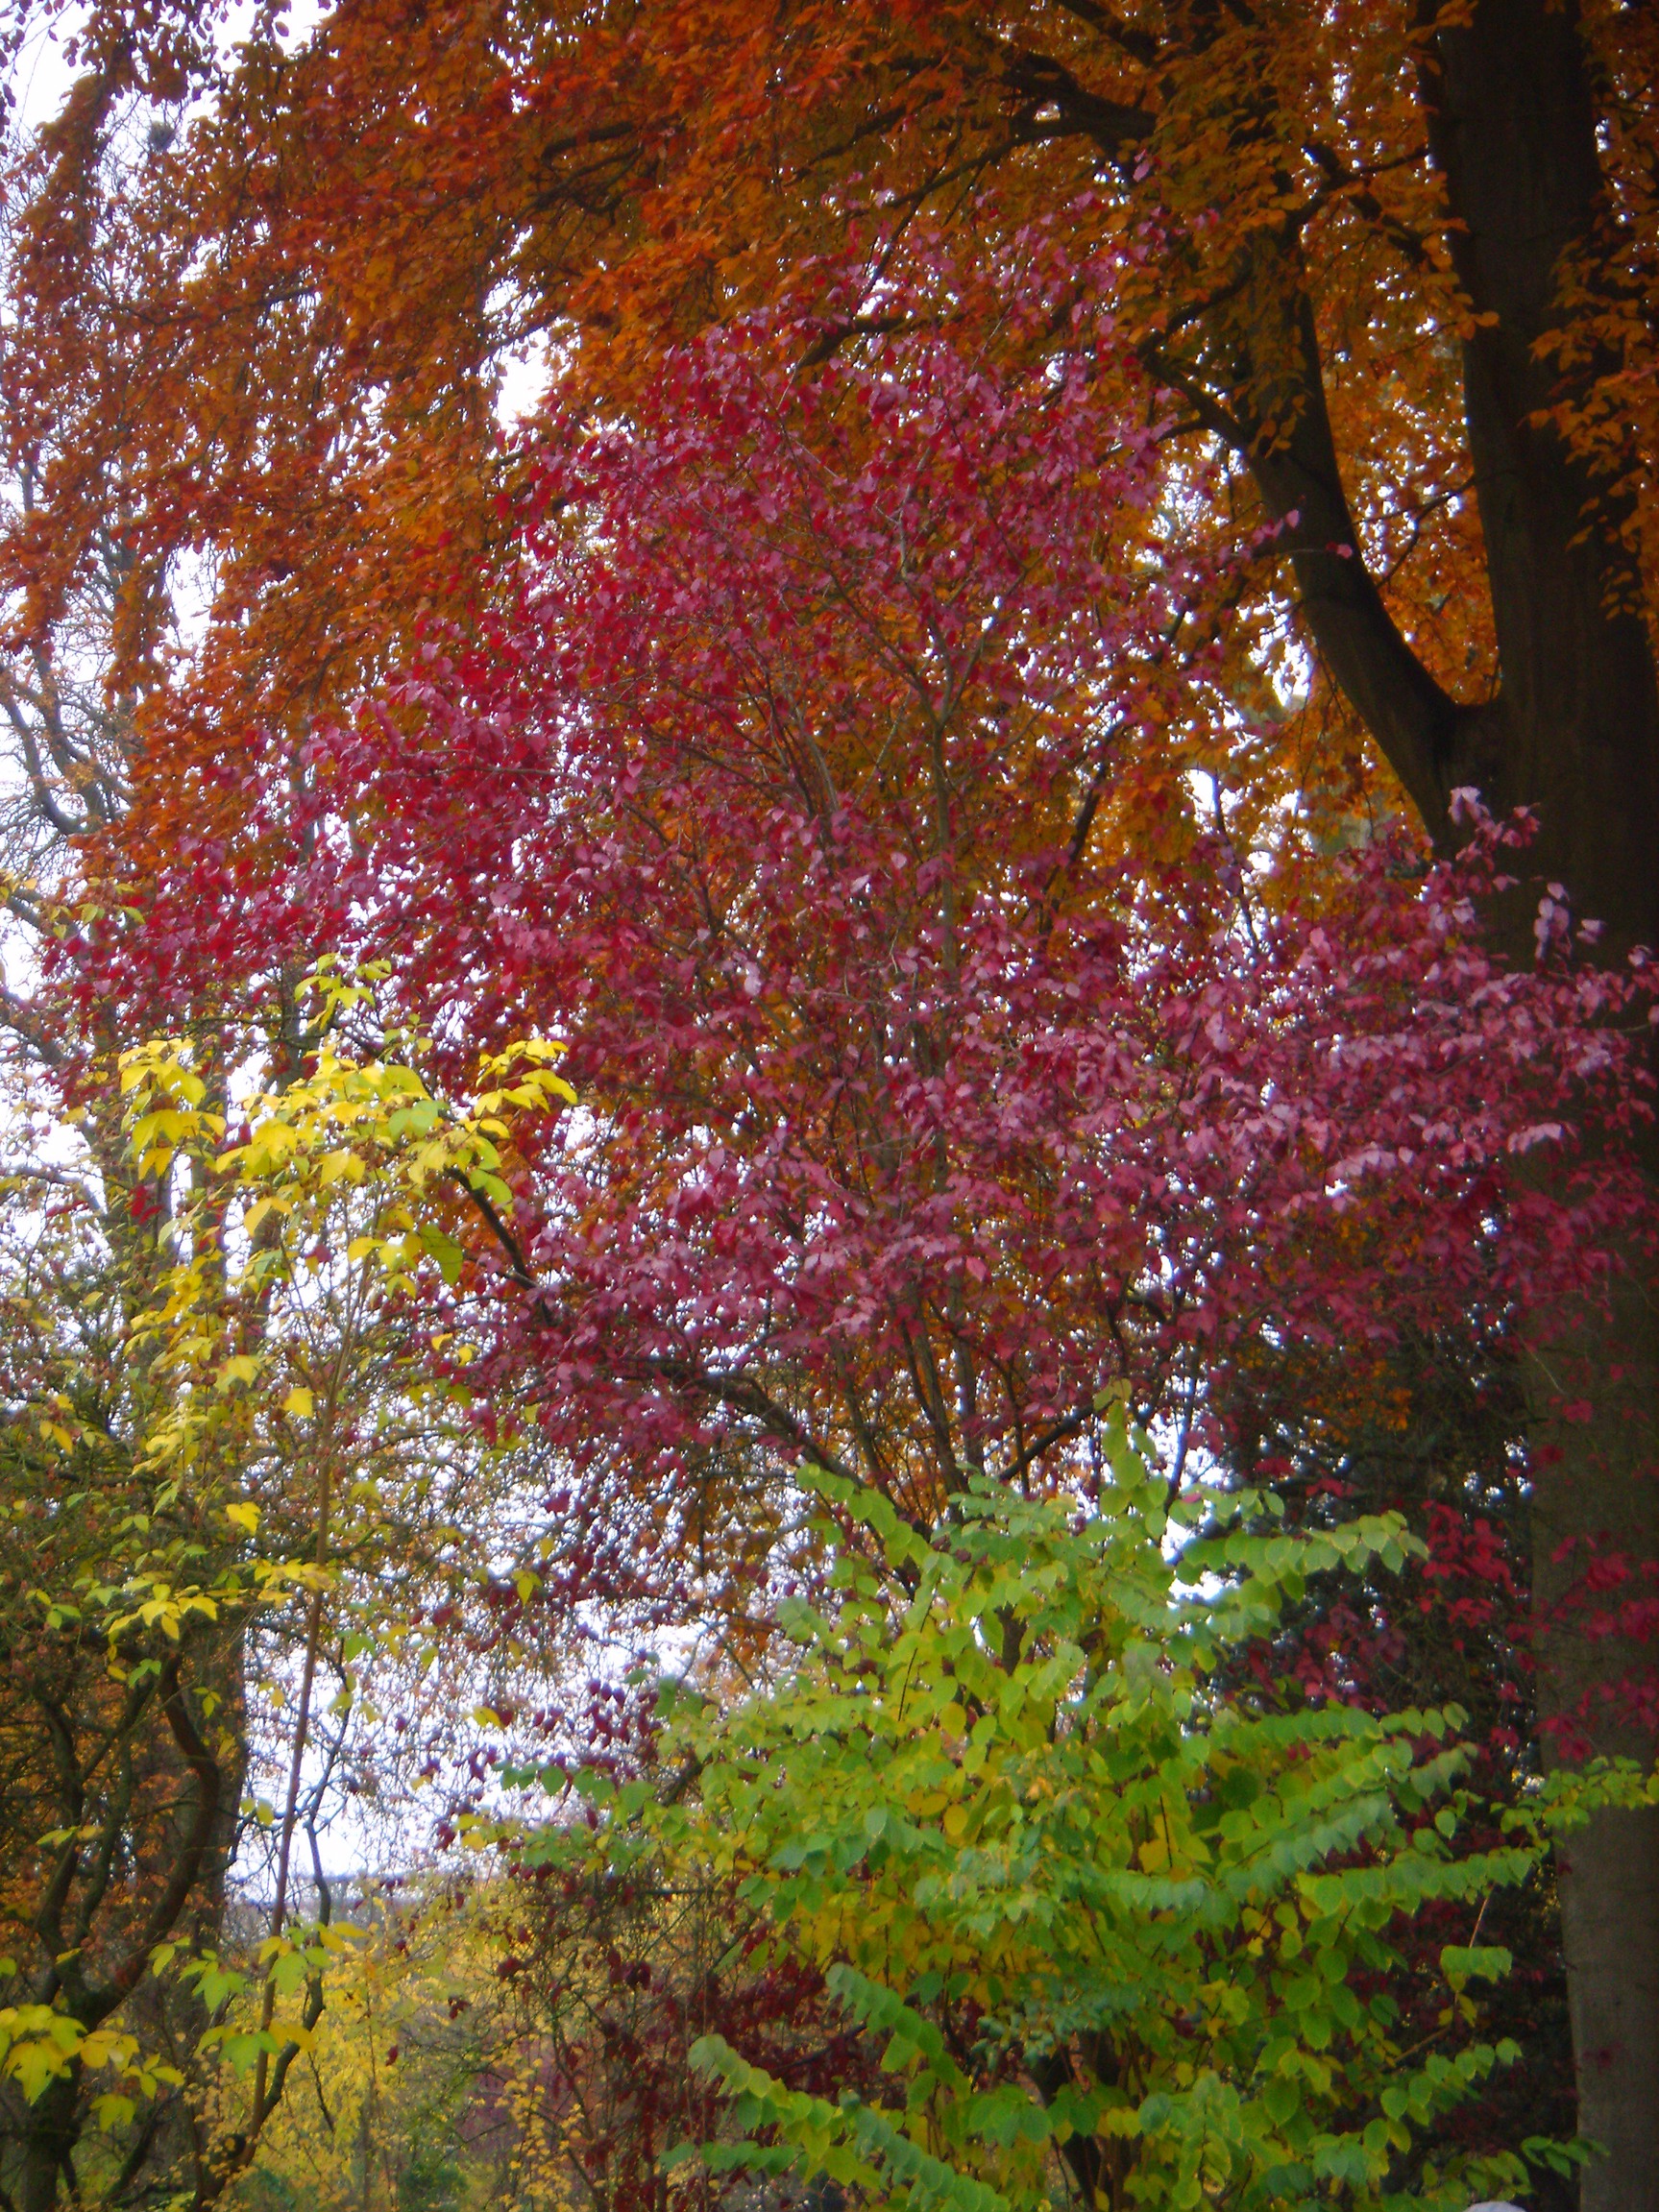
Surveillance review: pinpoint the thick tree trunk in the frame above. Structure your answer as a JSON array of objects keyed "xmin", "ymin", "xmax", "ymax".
[
  {"xmin": 1424, "ymin": 15, "xmax": 1659, "ymax": 2201},
  {"xmin": 1421, "ymin": 0, "xmax": 1659, "ymax": 955},
  {"xmin": 1204, "ymin": 2, "xmax": 1659, "ymax": 2196},
  {"xmin": 1273, "ymin": 4, "xmax": 1659, "ymax": 2199},
  {"xmin": 1526, "ymin": 1251, "xmax": 1659, "ymax": 2204}
]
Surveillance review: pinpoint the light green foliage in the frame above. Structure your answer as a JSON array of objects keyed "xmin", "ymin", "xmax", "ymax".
[{"xmin": 534, "ymin": 1433, "xmax": 1549, "ymax": 2211}]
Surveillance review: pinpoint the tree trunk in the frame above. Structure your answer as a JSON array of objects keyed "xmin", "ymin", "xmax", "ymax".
[
  {"xmin": 1423, "ymin": 16, "xmax": 1658, "ymax": 2200},
  {"xmin": 1525, "ymin": 1239, "xmax": 1659, "ymax": 2205},
  {"xmin": 1199, "ymin": 1, "xmax": 1659, "ymax": 2195},
  {"xmin": 19, "ymin": 2070, "xmax": 79, "ymax": 2212},
  {"xmin": 1420, "ymin": 0, "xmax": 1659, "ymax": 955},
  {"xmin": 1268, "ymin": 4, "xmax": 1659, "ymax": 2199}
]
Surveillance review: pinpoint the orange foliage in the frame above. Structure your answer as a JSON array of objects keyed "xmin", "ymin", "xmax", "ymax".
[
  {"xmin": 4, "ymin": 4, "xmax": 1658, "ymax": 2193},
  {"xmin": 6, "ymin": 0, "xmax": 1652, "ymax": 890}
]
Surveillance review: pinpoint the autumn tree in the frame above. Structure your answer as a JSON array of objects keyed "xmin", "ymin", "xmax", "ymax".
[
  {"xmin": 0, "ymin": 977, "xmax": 579, "ymax": 2208},
  {"xmin": 0, "ymin": 1166, "xmax": 243, "ymax": 2212},
  {"xmin": 173, "ymin": 278, "xmax": 1645, "ymax": 2194},
  {"xmin": 4, "ymin": 0, "xmax": 1658, "ymax": 2196}
]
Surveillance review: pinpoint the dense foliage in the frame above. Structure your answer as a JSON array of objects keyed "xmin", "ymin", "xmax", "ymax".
[
  {"xmin": 526, "ymin": 1444, "xmax": 1552, "ymax": 2212},
  {"xmin": 2, "ymin": 2, "xmax": 1658, "ymax": 2205}
]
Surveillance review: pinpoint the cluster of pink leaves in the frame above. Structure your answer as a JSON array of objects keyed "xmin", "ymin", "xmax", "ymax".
[
  {"xmin": 253, "ymin": 265, "xmax": 1649, "ymax": 1617},
  {"xmin": 72, "ymin": 233, "xmax": 1654, "ymax": 1623}
]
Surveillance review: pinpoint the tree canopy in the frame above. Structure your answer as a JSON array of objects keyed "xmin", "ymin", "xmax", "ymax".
[{"xmin": 2, "ymin": 2, "xmax": 1657, "ymax": 2206}]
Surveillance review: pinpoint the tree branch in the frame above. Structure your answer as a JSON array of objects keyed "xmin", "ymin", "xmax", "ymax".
[{"xmin": 1157, "ymin": 249, "xmax": 1501, "ymax": 843}]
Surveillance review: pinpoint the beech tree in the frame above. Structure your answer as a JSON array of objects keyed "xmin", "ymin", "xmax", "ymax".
[{"xmin": 4, "ymin": 0, "xmax": 1657, "ymax": 2194}]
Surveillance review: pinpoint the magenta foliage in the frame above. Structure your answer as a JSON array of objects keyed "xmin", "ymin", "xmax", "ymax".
[
  {"xmin": 218, "ymin": 270, "xmax": 1647, "ymax": 1622},
  {"xmin": 81, "ymin": 242, "xmax": 1654, "ymax": 1624}
]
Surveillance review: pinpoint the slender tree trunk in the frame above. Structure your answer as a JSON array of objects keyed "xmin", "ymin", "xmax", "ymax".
[{"xmin": 19, "ymin": 2071, "xmax": 79, "ymax": 2212}]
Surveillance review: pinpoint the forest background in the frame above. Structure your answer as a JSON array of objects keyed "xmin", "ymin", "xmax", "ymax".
[{"xmin": 0, "ymin": 3, "xmax": 1657, "ymax": 2211}]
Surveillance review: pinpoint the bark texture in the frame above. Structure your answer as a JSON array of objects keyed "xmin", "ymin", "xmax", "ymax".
[
  {"xmin": 1417, "ymin": 21, "xmax": 1659, "ymax": 2195},
  {"xmin": 1263, "ymin": 5, "xmax": 1659, "ymax": 2198},
  {"xmin": 18, "ymin": 2073, "xmax": 80, "ymax": 2212}
]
